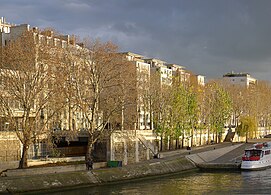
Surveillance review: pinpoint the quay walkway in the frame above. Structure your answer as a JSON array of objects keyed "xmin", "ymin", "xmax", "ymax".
[
  {"xmin": 160, "ymin": 142, "xmax": 249, "ymax": 169},
  {"xmin": 0, "ymin": 140, "xmax": 267, "ymax": 193}
]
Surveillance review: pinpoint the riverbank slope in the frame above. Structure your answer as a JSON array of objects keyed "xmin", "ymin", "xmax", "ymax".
[
  {"xmin": 0, "ymin": 142, "xmax": 247, "ymax": 194},
  {"xmin": 0, "ymin": 157, "xmax": 196, "ymax": 193}
]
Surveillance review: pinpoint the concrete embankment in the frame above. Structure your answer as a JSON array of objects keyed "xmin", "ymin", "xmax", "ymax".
[
  {"xmin": 0, "ymin": 143, "xmax": 248, "ymax": 193},
  {"xmin": 186, "ymin": 143, "xmax": 244, "ymax": 169},
  {"xmin": 0, "ymin": 157, "xmax": 196, "ymax": 193}
]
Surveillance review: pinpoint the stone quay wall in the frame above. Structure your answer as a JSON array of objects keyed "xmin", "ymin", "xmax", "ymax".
[
  {"xmin": 0, "ymin": 157, "xmax": 196, "ymax": 193},
  {"xmin": 0, "ymin": 142, "xmax": 245, "ymax": 193}
]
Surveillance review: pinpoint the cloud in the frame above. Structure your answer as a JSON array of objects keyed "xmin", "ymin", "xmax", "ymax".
[{"xmin": 1, "ymin": 0, "xmax": 271, "ymax": 80}]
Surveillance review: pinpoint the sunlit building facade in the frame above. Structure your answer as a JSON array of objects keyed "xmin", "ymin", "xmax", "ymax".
[
  {"xmin": 121, "ymin": 52, "xmax": 151, "ymax": 130},
  {"xmin": 223, "ymin": 72, "xmax": 257, "ymax": 87}
]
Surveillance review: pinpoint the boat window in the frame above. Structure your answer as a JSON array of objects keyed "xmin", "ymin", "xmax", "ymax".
[
  {"xmin": 265, "ymin": 150, "xmax": 270, "ymax": 155},
  {"xmin": 245, "ymin": 150, "xmax": 261, "ymax": 157},
  {"xmin": 245, "ymin": 150, "xmax": 251, "ymax": 157}
]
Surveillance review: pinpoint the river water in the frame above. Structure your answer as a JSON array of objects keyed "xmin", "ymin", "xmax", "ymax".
[{"xmin": 34, "ymin": 169, "xmax": 271, "ymax": 195}]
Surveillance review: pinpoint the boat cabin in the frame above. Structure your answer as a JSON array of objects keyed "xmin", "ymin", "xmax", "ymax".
[
  {"xmin": 242, "ymin": 149, "xmax": 262, "ymax": 161},
  {"xmin": 242, "ymin": 142, "xmax": 271, "ymax": 161}
]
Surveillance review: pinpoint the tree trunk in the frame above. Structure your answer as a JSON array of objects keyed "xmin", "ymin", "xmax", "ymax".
[
  {"xmin": 160, "ymin": 135, "xmax": 163, "ymax": 151},
  {"xmin": 168, "ymin": 136, "xmax": 171, "ymax": 150},
  {"xmin": 181, "ymin": 135, "xmax": 184, "ymax": 148},
  {"xmin": 199, "ymin": 129, "xmax": 202, "ymax": 146},
  {"xmin": 190, "ymin": 128, "xmax": 194, "ymax": 147},
  {"xmin": 149, "ymin": 100, "xmax": 153, "ymax": 130},
  {"xmin": 121, "ymin": 103, "xmax": 124, "ymax": 131},
  {"xmin": 245, "ymin": 132, "xmax": 248, "ymax": 143},
  {"xmin": 19, "ymin": 143, "xmax": 29, "ymax": 169},
  {"xmin": 86, "ymin": 135, "xmax": 94, "ymax": 161},
  {"xmin": 85, "ymin": 135, "xmax": 95, "ymax": 171},
  {"xmin": 207, "ymin": 127, "xmax": 210, "ymax": 144}
]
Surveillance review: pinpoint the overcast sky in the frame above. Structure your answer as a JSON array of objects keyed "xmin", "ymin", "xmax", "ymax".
[{"xmin": 1, "ymin": 0, "xmax": 271, "ymax": 81}]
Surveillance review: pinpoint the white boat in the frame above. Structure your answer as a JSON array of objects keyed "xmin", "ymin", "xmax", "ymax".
[{"xmin": 241, "ymin": 142, "xmax": 271, "ymax": 170}]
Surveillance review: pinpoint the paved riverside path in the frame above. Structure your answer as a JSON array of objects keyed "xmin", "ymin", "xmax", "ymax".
[
  {"xmin": 208, "ymin": 139, "xmax": 271, "ymax": 164},
  {"xmin": 160, "ymin": 142, "xmax": 256, "ymax": 169},
  {"xmin": 210, "ymin": 143, "xmax": 253, "ymax": 164},
  {"xmin": 159, "ymin": 142, "xmax": 239, "ymax": 159}
]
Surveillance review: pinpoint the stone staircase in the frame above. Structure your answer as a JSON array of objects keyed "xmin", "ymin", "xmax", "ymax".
[
  {"xmin": 137, "ymin": 132, "xmax": 158, "ymax": 157},
  {"xmin": 224, "ymin": 131, "xmax": 235, "ymax": 142}
]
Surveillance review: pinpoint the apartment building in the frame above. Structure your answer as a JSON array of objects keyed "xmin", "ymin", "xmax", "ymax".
[
  {"xmin": 0, "ymin": 18, "xmax": 91, "ymax": 158},
  {"xmin": 0, "ymin": 18, "xmax": 33, "ymax": 46},
  {"xmin": 167, "ymin": 64, "xmax": 189, "ymax": 84},
  {"xmin": 1, "ymin": 17, "xmax": 209, "ymax": 164},
  {"xmin": 223, "ymin": 72, "xmax": 257, "ymax": 87},
  {"xmin": 0, "ymin": 17, "xmax": 11, "ymax": 46},
  {"xmin": 121, "ymin": 52, "xmax": 151, "ymax": 130},
  {"xmin": 145, "ymin": 58, "xmax": 172, "ymax": 86},
  {"xmin": 195, "ymin": 75, "xmax": 205, "ymax": 86},
  {"xmin": 1, "ymin": 18, "xmax": 75, "ymax": 49},
  {"xmin": 0, "ymin": 17, "xmax": 11, "ymax": 32}
]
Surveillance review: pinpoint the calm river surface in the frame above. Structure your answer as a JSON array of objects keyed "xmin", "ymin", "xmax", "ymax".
[{"xmin": 35, "ymin": 169, "xmax": 271, "ymax": 195}]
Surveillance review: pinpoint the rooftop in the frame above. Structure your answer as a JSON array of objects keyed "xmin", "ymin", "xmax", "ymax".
[{"xmin": 223, "ymin": 72, "xmax": 251, "ymax": 78}]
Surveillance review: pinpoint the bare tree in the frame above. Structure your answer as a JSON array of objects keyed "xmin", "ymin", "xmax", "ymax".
[
  {"xmin": 0, "ymin": 31, "xmax": 65, "ymax": 168},
  {"xmin": 255, "ymin": 81, "xmax": 271, "ymax": 132},
  {"xmin": 149, "ymin": 72, "xmax": 172, "ymax": 150},
  {"xmin": 63, "ymin": 39, "xmax": 134, "ymax": 163}
]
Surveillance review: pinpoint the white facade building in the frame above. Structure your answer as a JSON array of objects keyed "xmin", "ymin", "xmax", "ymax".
[
  {"xmin": 121, "ymin": 52, "xmax": 151, "ymax": 130},
  {"xmin": 145, "ymin": 58, "xmax": 172, "ymax": 86},
  {"xmin": 196, "ymin": 75, "xmax": 205, "ymax": 86},
  {"xmin": 0, "ymin": 17, "xmax": 11, "ymax": 33},
  {"xmin": 223, "ymin": 72, "xmax": 257, "ymax": 87},
  {"xmin": 0, "ymin": 18, "xmax": 85, "ymax": 133},
  {"xmin": 167, "ymin": 64, "xmax": 190, "ymax": 83}
]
